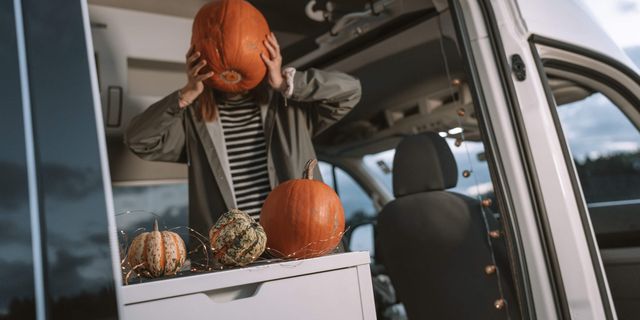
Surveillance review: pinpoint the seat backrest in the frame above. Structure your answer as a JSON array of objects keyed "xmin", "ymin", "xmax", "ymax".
[{"xmin": 377, "ymin": 132, "xmax": 517, "ymax": 319}]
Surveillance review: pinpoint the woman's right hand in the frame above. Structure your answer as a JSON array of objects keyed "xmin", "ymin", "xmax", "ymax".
[{"xmin": 179, "ymin": 45, "xmax": 214, "ymax": 108}]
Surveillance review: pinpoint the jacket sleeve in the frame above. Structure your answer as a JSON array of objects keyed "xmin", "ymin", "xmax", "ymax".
[
  {"xmin": 124, "ymin": 90, "xmax": 187, "ymax": 163},
  {"xmin": 290, "ymin": 68, "xmax": 362, "ymax": 137}
]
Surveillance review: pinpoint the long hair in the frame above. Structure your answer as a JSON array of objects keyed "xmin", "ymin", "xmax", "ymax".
[{"xmin": 197, "ymin": 79, "xmax": 271, "ymax": 122}]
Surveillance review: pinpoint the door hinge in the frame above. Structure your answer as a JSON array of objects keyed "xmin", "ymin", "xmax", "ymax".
[{"xmin": 511, "ymin": 54, "xmax": 526, "ymax": 81}]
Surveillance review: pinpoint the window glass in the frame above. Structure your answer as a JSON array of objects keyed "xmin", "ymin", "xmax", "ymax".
[
  {"xmin": 556, "ymin": 93, "xmax": 640, "ymax": 203},
  {"xmin": 318, "ymin": 161, "xmax": 376, "ymax": 221},
  {"xmin": 0, "ymin": 1, "xmax": 36, "ymax": 318},
  {"xmin": 350, "ymin": 224, "xmax": 375, "ymax": 256},
  {"xmin": 22, "ymin": 0, "xmax": 119, "ymax": 317},
  {"xmin": 318, "ymin": 161, "xmax": 335, "ymax": 190},
  {"xmin": 335, "ymin": 167, "xmax": 377, "ymax": 221},
  {"xmin": 318, "ymin": 161, "xmax": 376, "ymax": 256},
  {"xmin": 362, "ymin": 149, "xmax": 394, "ymax": 193}
]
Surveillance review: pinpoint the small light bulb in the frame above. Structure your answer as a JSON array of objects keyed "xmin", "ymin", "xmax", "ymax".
[{"xmin": 484, "ymin": 265, "xmax": 497, "ymax": 275}]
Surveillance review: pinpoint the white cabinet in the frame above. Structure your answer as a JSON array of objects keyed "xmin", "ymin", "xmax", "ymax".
[{"xmin": 121, "ymin": 252, "xmax": 376, "ymax": 319}]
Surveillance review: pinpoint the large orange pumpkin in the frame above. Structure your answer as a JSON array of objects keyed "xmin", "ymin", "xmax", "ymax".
[
  {"xmin": 191, "ymin": 0, "xmax": 270, "ymax": 93},
  {"xmin": 260, "ymin": 159, "xmax": 345, "ymax": 259}
]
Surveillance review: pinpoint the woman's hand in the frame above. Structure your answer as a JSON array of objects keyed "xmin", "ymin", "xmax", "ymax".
[
  {"xmin": 261, "ymin": 32, "xmax": 285, "ymax": 91},
  {"xmin": 179, "ymin": 45, "xmax": 214, "ymax": 108}
]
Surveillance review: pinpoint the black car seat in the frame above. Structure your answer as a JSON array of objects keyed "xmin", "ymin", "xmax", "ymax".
[{"xmin": 377, "ymin": 132, "xmax": 518, "ymax": 319}]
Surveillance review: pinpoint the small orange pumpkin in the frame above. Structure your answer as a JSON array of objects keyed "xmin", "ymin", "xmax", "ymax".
[
  {"xmin": 126, "ymin": 221, "xmax": 186, "ymax": 278},
  {"xmin": 260, "ymin": 159, "xmax": 345, "ymax": 259},
  {"xmin": 191, "ymin": 0, "xmax": 270, "ymax": 93}
]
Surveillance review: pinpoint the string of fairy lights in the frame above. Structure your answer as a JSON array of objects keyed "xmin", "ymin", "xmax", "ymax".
[
  {"xmin": 438, "ymin": 13, "xmax": 511, "ymax": 316},
  {"xmin": 116, "ymin": 210, "xmax": 349, "ymax": 284}
]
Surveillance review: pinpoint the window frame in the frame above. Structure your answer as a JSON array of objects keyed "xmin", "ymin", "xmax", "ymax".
[{"xmin": 450, "ymin": 0, "xmax": 548, "ymax": 317}]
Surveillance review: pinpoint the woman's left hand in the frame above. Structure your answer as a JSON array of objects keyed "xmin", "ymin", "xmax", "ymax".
[{"xmin": 261, "ymin": 32, "xmax": 285, "ymax": 91}]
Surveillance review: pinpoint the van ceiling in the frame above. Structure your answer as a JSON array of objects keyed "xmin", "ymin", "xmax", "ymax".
[
  {"xmin": 312, "ymin": 13, "xmax": 469, "ymax": 157},
  {"xmin": 88, "ymin": 0, "xmax": 376, "ymax": 51},
  {"xmin": 88, "ymin": 0, "xmax": 437, "ymax": 61}
]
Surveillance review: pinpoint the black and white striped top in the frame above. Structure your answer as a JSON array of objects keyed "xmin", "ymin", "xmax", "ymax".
[{"xmin": 218, "ymin": 95, "xmax": 271, "ymax": 219}]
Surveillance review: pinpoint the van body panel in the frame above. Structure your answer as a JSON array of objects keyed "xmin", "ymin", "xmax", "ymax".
[
  {"xmin": 455, "ymin": 1, "xmax": 561, "ymax": 318},
  {"xmin": 515, "ymin": 0, "xmax": 638, "ymax": 72},
  {"xmin": 463, "ymin": 0, "xmax": 640, "ymax": 318}
]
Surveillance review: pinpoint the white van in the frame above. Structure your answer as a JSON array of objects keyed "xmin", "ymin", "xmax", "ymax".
[{"xmin": 2, "ymin": 0, "xmax": 639, "ymax": 319}]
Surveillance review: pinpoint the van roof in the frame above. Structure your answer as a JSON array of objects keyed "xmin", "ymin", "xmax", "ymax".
[{"xmin": 515, "ymin": 0, "xmax": 638, "ymax": 72}]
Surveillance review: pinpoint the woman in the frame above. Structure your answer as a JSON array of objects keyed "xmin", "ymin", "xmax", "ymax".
[{"xmin": 125, "ymin": 33, "xmax": 361, "ymax": 239}]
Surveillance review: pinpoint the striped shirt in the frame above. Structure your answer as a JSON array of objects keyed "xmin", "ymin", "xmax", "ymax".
[{"xmin": 218, "ymin": 95, "xmax": 271, "ymax": 219}]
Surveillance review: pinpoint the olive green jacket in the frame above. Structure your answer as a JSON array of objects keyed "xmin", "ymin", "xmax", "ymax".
[{"xmin": 124, "ymin": 68, "xmax": 361, "ymax": 238}]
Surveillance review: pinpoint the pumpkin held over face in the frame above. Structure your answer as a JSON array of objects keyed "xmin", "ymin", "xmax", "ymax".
[
  {"xmin": 260, "ymin": 159, "xmax": 345, "ymax": 259},
  {"xmin": 191, "ymin": 0, "xmax": 270, "ymax": 93},
  {"xmin": 126, "ymin": 221, "xmax": 187, "ymax": 278}
]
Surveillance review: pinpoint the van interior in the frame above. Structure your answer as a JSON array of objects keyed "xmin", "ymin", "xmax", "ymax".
[{"xmin": 89, "ymin": 0, "xmax": 638, "ymax": 319}]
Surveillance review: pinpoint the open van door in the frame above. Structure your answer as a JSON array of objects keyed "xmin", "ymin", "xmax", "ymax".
[{"xmin": 453, "ymin": 0, "xmax": 640, "ymax": 319}]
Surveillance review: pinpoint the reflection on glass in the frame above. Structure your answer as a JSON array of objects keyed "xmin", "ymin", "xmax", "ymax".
[
  {"xmin": 22, "ymin": 0, "xmax": 119, "ymax": 317},
  {"xmin": 0, "ymin": 1, "xmax": 36, "ymax": 318}
]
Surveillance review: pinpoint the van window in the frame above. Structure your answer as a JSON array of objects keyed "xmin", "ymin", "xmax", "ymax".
[
  {"xmin": 318, "ymin": 161, "xmax": 376, "ymax": 256},
  {"xmin": 556, "ymin": 92, "xmax": 640, "ymax": 205},
  {"xmin": 323, "ymin": 164, "xmax": 376, "ymax": 221},
  {"xmin": 548, "ymin": 78, "xmax": 640, "ymax": 248}
]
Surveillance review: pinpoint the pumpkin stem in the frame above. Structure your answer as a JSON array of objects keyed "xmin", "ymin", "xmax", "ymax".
[
  {"xmin": 153, "ymin": 220, "xmax": 159, "ymax": 232},
  {"xmin": 303, "ymin": 159, "xmax": 318, "ymax": 180}
]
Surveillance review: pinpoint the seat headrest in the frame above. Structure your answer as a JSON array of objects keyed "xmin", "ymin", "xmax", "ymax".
[{"xmin": 393, "ymin": 132, "xmax": 458, "ymax": 197}]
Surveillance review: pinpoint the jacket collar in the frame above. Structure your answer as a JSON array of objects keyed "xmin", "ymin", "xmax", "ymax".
[{"xmin": 187, "ymin": 107, "xmax": 235, "ymax": 210}]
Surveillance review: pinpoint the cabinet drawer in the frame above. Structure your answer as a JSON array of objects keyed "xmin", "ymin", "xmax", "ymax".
[{"xmin": 124, "ymin": 267, "xmax": 365, "ymax": 319}]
